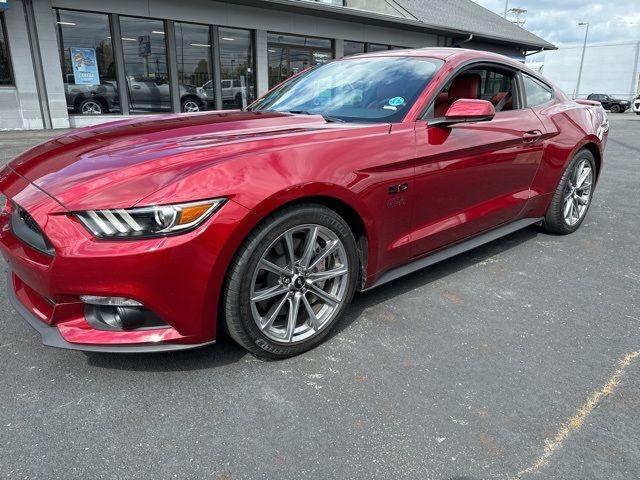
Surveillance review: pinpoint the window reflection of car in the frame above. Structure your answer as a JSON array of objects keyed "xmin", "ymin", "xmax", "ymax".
[
  {"xmin": 197, "ymin": 79, "xmax": 247, "ymax": 108},
  {"xmin": 127, "ymin": 76, "xmax": 205, "ymax": 113},
  {"xmin": 64, "ymin": 76, "xmax": 120, "ymax": 115},
  {"xmin": 64, "ymin": 75, "xmax": 207, "ymax": 115}
]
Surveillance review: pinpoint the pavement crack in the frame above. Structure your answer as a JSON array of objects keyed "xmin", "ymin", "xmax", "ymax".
[{"xmin": 516, "ymin": 350, "xmax": 640, "ymax": 478}]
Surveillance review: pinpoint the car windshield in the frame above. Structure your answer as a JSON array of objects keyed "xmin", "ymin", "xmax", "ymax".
[{"xmin": 251, "ymin": 56, "xmax": 444, "ymax": 123}]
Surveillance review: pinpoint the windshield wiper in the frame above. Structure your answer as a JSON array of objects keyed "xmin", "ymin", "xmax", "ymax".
[{"xmin": 286, "ymin": 110, "xmax": 345, "ymax": 123}]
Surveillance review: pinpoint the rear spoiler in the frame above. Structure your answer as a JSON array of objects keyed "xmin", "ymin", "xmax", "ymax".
[{"xmin": 575, "ymin": 99, "xmax": 602, "ymax": 107}]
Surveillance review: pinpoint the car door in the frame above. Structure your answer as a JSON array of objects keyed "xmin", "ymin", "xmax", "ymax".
[{"xmin": 410, "ymin": 65, "xmax": 546, "ymax": 257}]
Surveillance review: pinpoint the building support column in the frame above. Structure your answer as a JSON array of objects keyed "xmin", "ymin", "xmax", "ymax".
[
  {"xmin": 22, "ymin": 0, "xmax": 51, "ymax": 129},
  {"xmin": 110, "ymin": 14, "xmax": 130, "ymax": 116},
  {"xmin": 334, "ymin": 39, "xmax": 344, "ymax": 59},
  {"xmin": 255, "ymin": 29, "xmax": 268, "ymax": 96},
  {"xmin": 31, "ymin": 0, "xmax": 69, "ymax": 128},
  {"xmin": 166, "ymin": 20, "xmax": 181, "ymax": 113},
  {"xmin": 212, "ymin": 25, "xmax": 223, "ymax": 110}
]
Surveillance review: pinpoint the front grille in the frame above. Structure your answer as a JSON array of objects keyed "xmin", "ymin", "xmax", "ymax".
[{"xmin": 10, "ymin": 204, "xmax": 55, "ymax": 256}]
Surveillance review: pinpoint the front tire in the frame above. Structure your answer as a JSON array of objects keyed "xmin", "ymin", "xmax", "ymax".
[
  {"xmin": 223, "ymin": 205, "xmax": 359, "ymax": 359},
  {"xmin": 181, "ymin": 97, "xmax": 203, "ymax": 113},
  {"xmin": 542, "ymin": 149, "xmax": 596, "ymax": 234},
  {"xmin": 610, "ymin": 104, "xmax": 621, "ymax": 113},
  {"xmin": 78, "ymin": 99, "xmax": 104, "ymax": 115}
]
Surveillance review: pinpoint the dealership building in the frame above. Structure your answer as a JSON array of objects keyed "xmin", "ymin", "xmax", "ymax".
[{"xmin": 0, "ymin": 0, "xmax": 553, "ymax": 130}]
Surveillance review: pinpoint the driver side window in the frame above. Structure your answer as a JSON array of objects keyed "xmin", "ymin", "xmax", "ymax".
[{"xmin": 429, "ymin": 66, "xmax": 519, "ymax": 118}]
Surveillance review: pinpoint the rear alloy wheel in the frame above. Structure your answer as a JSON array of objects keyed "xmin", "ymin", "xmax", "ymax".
[
  {"xmin": 79, "ymin": 99, "xmax": 103, "ymax": 115},
  {"xmin": 543, "ymin": 149, "xmax": 596, "ymax": 234},
  {"xmin": 223, "ymin": 205, "xmax": 358, "ymax": 358},
  {"xmin": 610, "ymin": 104, "xmax": 621, "ymax": 113}
]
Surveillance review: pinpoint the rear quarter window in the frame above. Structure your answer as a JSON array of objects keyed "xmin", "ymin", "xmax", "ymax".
[{"xmin": 522, "ymin": 74, "xmax": 553, "ymax": 107}]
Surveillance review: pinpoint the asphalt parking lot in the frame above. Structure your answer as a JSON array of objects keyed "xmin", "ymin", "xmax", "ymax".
[{"xmin": 0, "ymin": 113, "xmax": 639, "ymax": 479}]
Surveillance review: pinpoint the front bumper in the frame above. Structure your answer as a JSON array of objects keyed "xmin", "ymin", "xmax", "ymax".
[
  {"xmin": 6, "ymin": 274, "xmax": 215, "ymax": 353},
  {"xmin": 0, "ymin": 167, "xmax": 254, "ymax": 352}
]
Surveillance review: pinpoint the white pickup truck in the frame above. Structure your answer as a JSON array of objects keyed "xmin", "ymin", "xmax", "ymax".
[{"xmin": 197, "ymin": 79, "xmax": 248, "ymax": 108}]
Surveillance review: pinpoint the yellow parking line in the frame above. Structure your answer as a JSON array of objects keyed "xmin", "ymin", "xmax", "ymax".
[{"xmin": 517, "ymin": 350, "xmax": 640, "ymax": 478}]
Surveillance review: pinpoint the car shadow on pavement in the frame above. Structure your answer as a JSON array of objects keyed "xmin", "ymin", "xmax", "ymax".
[
  {"xmin": 83, "ymin": 226, "xmax": 540, "ymax": 372},
  {"xmin": 327, "ymin": 226, "xmax": 541, "ymax": 342}
]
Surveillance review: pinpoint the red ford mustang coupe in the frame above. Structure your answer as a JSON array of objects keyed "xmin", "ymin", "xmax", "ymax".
[{"xmin": 0, "ymin": 48, "xmax": 608, "ymax": 358}]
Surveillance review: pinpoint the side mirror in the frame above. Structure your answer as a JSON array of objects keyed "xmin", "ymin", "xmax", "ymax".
[{"xmin": 430, "ymin": 99, "xmax": 495, "ymax": 127}]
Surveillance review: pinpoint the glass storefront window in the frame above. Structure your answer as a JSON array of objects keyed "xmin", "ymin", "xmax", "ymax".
[
  {"xmin": 367, "ymin": 43, "xmax": 390, "ymax": 52},
  {"xmin": 343, "ymin": 41, "xmax": 365, "ymax": 57},
  {"xmin": 0, "ymin": 13, "xmax": 13, "ymax": 86},
  {"xmin": 119, "ymin": 16, "xmax": 171, "ymax": 113},
  {"xmin": 54, "ymin": 10, "xmax": 118, "ymax": 114},
  {"xmin": 175, "ymin": 22, "xmax": 213, "ymax": 112},
  {"xmin": 267, "ymin": 33, "xmax": 332, "ymax": 49},
  {"xmin": 267, "ymin": 32, "xmax": 333, "ymax": 89},
  {"xmin": 219, "ymin": 27, "xmax": 255, "ymax": 109}
]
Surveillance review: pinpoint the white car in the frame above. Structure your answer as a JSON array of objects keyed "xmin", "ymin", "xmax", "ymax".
[{"xmin": 634, "ymin": 95, "xmax": 640, "ymax": 115}]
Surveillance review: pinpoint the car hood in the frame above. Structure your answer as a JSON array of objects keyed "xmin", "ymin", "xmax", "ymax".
[{"xmin": 8, "ymin": 111, "xmax": 343, "ymax": 211}]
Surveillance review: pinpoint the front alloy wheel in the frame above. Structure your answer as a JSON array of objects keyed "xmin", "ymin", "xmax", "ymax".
[
  {"xmin": 223, "ymin": 205, "xmax": 358, "ymax": 358},
  {"xmin": 79, "ymin": 100, "xmax": 103, "ymax": 115},
  {"xmin": 182, "ymin": 99, "xmax": 201, "ymax": 113},
  {"xmin": 250, "ymin": 225, "xmax": 349, "ymax": 344}
]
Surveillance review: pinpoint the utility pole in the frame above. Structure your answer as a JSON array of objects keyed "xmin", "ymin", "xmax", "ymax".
[
  {"xmin": 503, "ymin": 0, "xmax": 509, "ymax": 18},
  {"xmin": 575, "ymin": 22, "xmax": 590, "ymax": 99},
  {"xmin": 508, "ymin": 7, "xmax": 527, "ymax": 27}
]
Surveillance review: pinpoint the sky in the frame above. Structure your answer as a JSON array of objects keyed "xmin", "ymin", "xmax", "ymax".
[{"xmin": 471, "ymin": 0, "xmax": 640, "ymax": 45}]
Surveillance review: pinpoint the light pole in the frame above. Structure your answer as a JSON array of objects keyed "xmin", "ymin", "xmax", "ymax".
[
  {"xmin": 575, "ymin": 22, "xmax": 590, "ymax": 99},
  {"xmin": 503, "ymin": 0, "xmax": 509, "ymax": 18}
]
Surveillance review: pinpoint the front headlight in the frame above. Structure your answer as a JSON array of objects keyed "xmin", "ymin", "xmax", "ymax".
[{"xmin": 75, "ymin": 198, "xmax": 226, "ymax": 239}]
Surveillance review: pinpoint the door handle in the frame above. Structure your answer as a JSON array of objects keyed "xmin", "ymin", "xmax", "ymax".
[
  {"xmin": 131, "ymin": 85, "xmax": 141, "ymax": 90},
  {"xmin": 523, "ymin": 130, "xmax": 543, "ymax": 143}
]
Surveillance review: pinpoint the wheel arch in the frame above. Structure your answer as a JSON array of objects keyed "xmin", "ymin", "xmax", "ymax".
[
  {"xmin": 181, "ymin": 95, "xmax": 203, "ymax": 107},
  {"xmin": 269, "ymin": 195, "xmax": 370, "ymax": 290},
  {"xmin": 237, "ymin": 191, "xmax": 372, "ymax": 289},
  {"xmin": 580, "ymin": 141, "xmax": 602, "ymax": 181},
  {"xmin": 73, "ymin": 94, "xmax": 87, "ymax": 111}
]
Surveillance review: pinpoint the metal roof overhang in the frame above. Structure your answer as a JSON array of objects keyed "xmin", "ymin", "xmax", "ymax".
[{"xmin": 222, "ymin": 0, "xmax": 556, "ymax": 51}]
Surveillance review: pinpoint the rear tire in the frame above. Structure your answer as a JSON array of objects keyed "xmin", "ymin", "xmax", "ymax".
[
  {"xmin": 223, "ymin": 205, "xmax": 358, "ymax": 359},
  {"xmin": 542, "ymin": 149, "xmax": 596, "ymax": 234}
]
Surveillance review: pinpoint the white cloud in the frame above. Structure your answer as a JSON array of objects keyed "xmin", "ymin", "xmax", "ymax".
[{"xmin": 472, "ymin": 0, "xmax": 640, "ymax": 45}]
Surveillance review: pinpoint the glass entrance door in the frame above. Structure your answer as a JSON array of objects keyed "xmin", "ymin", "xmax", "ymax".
[{"xmin": 289, "ymin": 48, "xmax": 312, "ymax": 78}]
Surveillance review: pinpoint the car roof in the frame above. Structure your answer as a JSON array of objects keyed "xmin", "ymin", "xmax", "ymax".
[{"xmin": 344, "ymin": 47, "xmax": 524, "ymax": 67}]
